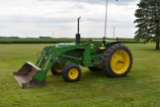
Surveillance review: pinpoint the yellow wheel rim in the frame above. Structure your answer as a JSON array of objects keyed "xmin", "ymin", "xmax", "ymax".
[
  {"xmin": 68, "ymin": 68, "xmax": 79, "ymax": 80},
  {"xmin": 111, "ymin": 50, "xmax": 130, "ymax": 74}
]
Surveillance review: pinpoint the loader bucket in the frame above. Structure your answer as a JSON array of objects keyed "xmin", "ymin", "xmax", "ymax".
[{"xmin": 14, "ymin": 62, "xmax": 44, "ymax": 88}]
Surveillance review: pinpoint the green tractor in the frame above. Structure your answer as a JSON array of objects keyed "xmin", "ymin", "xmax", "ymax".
[{"xmin": 14, "ymin": 18, "xmax": 133, "ymax": 88}]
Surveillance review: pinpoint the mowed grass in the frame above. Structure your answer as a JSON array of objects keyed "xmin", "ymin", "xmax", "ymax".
[{"xmin": 0, "ymin": 43, "xmax": 160, "ymax": 107}]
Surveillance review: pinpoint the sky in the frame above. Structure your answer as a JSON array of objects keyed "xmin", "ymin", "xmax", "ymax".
[{"xmin": 0, "ymin": 0, "xmax": 139, "ymax": 38}]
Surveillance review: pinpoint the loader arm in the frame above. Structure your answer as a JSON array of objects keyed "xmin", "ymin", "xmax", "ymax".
[{"xmin": 36, "ymin": 43, "xmax": 91, "ymax": 73}]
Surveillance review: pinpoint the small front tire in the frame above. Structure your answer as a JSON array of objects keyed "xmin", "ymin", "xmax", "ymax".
[
  {"xmin": 62, "ymin": 63, "xmax": 82, "ymax": 82},
  {"xmin": 50, "ymin": 61, "xmax": 64, "ymax": 75}
]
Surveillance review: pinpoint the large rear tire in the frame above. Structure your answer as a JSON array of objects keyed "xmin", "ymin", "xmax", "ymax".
[
  {"xmin": 102, "ymin": 43, "xmax": 132, "ymax": 77},
  {"xmin": 50, "ymin": 61, "xmax": 64, "ymax": 75},
  {"xmin": 62, "ymin": 63, "xmax": 82, "ymax": 82}
]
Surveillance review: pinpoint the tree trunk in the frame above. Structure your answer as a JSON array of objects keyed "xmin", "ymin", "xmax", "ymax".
[{"xmin": 155, "ymin": 40, "xmax": 160, "ymax": 50}]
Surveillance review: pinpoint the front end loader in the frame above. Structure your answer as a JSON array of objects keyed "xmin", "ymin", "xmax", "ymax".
[{"xmin": 14, "ymin": 18, "xmax": 133, "ymax": 88}]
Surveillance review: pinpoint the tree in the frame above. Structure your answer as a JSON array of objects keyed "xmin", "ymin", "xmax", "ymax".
[{"xmin": 134, "ymin": 0, "xmax": 160, "ymax": 50}]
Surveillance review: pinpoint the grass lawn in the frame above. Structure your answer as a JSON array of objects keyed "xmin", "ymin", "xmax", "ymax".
[{"xmin": 0, "ymin": 43, "xmax": 160, "ymax": 107}]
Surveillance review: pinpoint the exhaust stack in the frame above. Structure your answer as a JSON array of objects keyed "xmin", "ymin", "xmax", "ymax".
[{"xmin": 76, "ymin": 17, "xmax": 81, "ymax": 44}]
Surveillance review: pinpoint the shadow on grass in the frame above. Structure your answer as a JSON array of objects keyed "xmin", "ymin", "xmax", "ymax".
[{"xmin": 43, "ymin": 68, "xmax": 136, "ymax": 90}]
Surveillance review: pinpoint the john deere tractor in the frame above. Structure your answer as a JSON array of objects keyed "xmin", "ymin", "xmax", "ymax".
[{"xmin": 14, "ymin": 18, "xmax": 132, "ymax": 88}]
